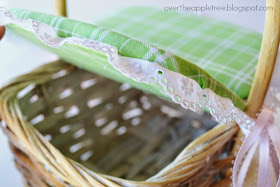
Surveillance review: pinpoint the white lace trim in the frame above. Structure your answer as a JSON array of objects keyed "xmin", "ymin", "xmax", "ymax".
[{"xmin": 0, "ymin": 8, "xmax": 257, "ymax": 135}]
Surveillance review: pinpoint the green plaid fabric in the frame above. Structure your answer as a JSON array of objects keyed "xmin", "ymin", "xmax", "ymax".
[
  {"xmin": 7, "ymin": 7, "xmax": 259, "ymax": 109},
  {"xmin": 97, "ymin": 7, "xmax": 262, "ymax": 99}
]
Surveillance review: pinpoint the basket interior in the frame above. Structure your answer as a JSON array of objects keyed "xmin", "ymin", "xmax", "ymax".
[{"xmin": 17, "ymin": 66, "xmax": 218, "ymax": 181}]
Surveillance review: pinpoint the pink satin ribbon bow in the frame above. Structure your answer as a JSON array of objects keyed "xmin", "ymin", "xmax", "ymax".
[{"xmin": 233, "ymin": 108, "xmax": 280, "ymax": 187}]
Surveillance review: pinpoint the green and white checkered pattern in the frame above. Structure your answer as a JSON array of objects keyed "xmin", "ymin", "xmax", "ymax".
[
  {"xmin": 7, "ymin": 7, "xmax": 262, "ymax": 109},
  {"xmin": 97, "ymin": 7, "xmax": 262, "ymax": 99}
]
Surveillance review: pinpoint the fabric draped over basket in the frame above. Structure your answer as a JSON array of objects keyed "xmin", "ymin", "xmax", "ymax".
[
  {"xmin": 0, "ymin": 7, "xmax": 256, "ymax": 129},
  {"xmin": 1, "ymin": 6, "xmax": 280, "ymax": 187},
  {"xmin": 4, "ymin": 7, "xmax": 264, "ymax": 110}
]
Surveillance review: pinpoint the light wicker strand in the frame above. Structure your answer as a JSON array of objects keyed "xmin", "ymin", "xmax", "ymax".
[
  {"xmin": 246, "ymin": 0, "xmax": 280, "ymax": 117},
  {"xmin": 54, "ymin": 0, "xmax": 67, "ymax": 17}
]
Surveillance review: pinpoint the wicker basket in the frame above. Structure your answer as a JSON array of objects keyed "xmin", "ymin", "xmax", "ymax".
[{"xmin": 0, "ymin": 60, "xmax": 238, "ymax": 186}]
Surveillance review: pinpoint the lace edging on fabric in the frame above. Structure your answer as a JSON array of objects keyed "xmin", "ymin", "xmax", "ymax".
[{"xmin": 0, "ymin": 7, "xmax": 258, "ymax": 135}]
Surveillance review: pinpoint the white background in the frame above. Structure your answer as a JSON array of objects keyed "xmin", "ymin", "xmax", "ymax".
[{"xmin": 0, "ymin": 0, "xmax": 266, "ymax": 186}]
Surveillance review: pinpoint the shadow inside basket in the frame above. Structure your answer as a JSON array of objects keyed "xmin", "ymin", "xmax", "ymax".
[{"xmin": 18, "ymin": 66, "xmax": 219, "ymax": 181}]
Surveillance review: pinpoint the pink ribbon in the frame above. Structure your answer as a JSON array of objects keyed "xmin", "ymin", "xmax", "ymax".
[{"xmin": 233, "ymin": 108, "xmax": 280, "ymax": 187}]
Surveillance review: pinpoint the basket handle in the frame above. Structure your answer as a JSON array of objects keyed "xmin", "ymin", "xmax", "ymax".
[
  {"xmin": 54, "ymin": 0, "xmax": 67, "ymax": 17},
  {"xmin": 246, "ymin": 0, "xmax": 280, "ymax": 116}
]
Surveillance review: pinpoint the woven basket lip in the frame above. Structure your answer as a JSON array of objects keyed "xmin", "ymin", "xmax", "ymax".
[{"xmin": 0, "ymin": 60, "xmax": 238, "ymax": 186}]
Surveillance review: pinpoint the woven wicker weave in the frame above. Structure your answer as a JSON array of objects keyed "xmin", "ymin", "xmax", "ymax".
[{"xmin": 0, "ymin": 60, "xmax": 238, "ymax": 186}]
